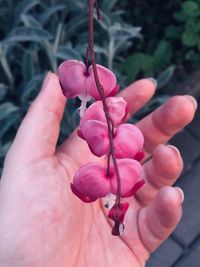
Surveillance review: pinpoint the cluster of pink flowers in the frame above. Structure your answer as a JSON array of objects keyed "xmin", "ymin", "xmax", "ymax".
[{"xmin": 58, "ymin": 60, "xmax": 145, "ymax": 235}]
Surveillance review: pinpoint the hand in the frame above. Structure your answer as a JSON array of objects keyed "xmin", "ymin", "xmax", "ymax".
[{"xmin": 0, "ymin": 73, "xmax": 196, "ymax": 267}]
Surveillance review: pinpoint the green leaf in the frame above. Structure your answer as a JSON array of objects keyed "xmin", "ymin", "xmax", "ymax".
[
  {"xmin": 120, "ymin": 54, "xmax": 142, "ymax": 82},
  {"xmin": 185, "ymin": 50, "xmax": 199, "ymax": 61},
  {"xmin": 0, "ymin": 102, "xmax": 19, "ymax": 121},
  {"xmin": 41, "ymin": 40, "xmax": 57, "ymax": 72},
  {"xmin": 64, "ymin": 17, "xmax": 88, "ymax": 39},
  {"xmin": 165, "ymin": 25, "xmax": 183, "ymax": 39},
  {"xmin": 6, "ymin": 26, "xmax": 52, "ymax": 43},
  {"xmin": 39, "ymin": 5, "xmax": 66, "ymax": 25},
  {"xmin": 56, "ymin": 46, "xmax": 83, "ymax": 60},
  {"xmin": 94, "ymin": 45, "xmax": 107, "ymax": 56},
  {"xmin": 15, "ymin": 0, "xmax": 41, "ymax": 23},
  {"xmin": 0, "ymin": 84, "xmax": 7, "ymax": 101},
  {"xmin": 173, "ymin": 11, "xmax": 187, "ymax": 22},
  {"xmin": 0, "ymin": 44, "xmax": 14, "ymax": 88},
  {"xmin": 0, "ymin": 113, "xmax": 20, "ymax": 139},
  {"xmin": 182, "ymin": 31, "xmax": 199, "ymax": 47},
  {"xmin": 0, "ymin": 141, "xmax": 12, "ymax": 158},
  {"xmin": 153, "ymin": 40, "xmax": 172, "ymax": 70},
  {"xmin": 101, "ymin": 0, "xmax": 118, "ymax": 11},
  {"xmin": 22, "ymin": 50, "xmax": 35, "ymax": 83},
  {"xmin": 120, "ymin": 53, "xmax": 154, "ymax": 82},
  {"xmin": 182, "ymin": 1, "xmax": 199, "ymax": 17},
  {"xmin": 21, "ymin": 74, "xmax": 44, "ymax": 102},
  {"xmin": 20, "ymin": 14, "xmax": 42, "ymax": 28},
  {"xmin": 157, "ymin": 65, "xmax": 176, "ymax": 89}
]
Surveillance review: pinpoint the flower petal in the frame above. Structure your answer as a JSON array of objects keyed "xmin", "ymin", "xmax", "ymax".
[
  {"xmin": 73, "ymin": 162, "xmax": 110, "ymax": 199},
  {"xmin": 70, "ymin": 183, "xmax": 97, "ymax": 203},
  {"xmin": 108, "ymin": 202, "xmax": 129, "ymax": 236},
  {"xmin": 58, "ymin": 60, "xmax": 117, "ymax": 101},
  {"xmin": 110, "ymin": 159, "xmax": 142, "ymax": 197},
  {"xmin": 114, "ymin": 124, "xmax": 144, "ymax": 159},
  {"xmin": 106, "ymin": 97, "xmax": 127, "ymax": 126},
  {"xmin": 123, "ymin": 179, "xmax": 145, "ymax": 198},
  {"xmin": 80, "ymin": 97, "xmax": 127, "ymax": 128},
  {"xmin": 58, "ymin": 60, "xmax": 87, "ymax": 98},
  {"xmin": 80, "ymin": 101, "xmax": 105, "ymax": 126},
  {"xmin": 80, "ymin": 120, "xmax": 109, "ymax": 156},
  {"xmin": 108, "ymin": 202, "xmax": 129, "ymax": 223},
  {"xmin": 86, "ymin": 64, "xmax": 117, "ymax": 100}
]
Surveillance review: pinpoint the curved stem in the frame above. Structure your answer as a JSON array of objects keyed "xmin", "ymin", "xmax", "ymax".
[{"xmin": 88, "ymin": 0, "xmax": 121, "ymax": 205}]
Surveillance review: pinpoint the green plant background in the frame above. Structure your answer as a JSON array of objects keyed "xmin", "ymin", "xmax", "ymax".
[{"xmin": 0, "ymin": 0, "xmax": 200, "ymax": 171}]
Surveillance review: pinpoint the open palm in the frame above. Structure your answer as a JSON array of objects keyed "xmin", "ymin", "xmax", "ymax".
[{"xmin": 0, "ymin": 73, "xmax": 196, "ymax": 267}]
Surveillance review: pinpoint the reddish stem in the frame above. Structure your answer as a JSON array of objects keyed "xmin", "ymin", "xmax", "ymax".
[
  {"xmin": 95, "ymin": 0, "xmax": 102, "ymax": 20},
  {"xmin": 88, "ymin": 0, "xmax": 121, "ymax": 205},
  {"xmin": 85, "ymin": 46, "xmax": 90, "ymax": 76}
]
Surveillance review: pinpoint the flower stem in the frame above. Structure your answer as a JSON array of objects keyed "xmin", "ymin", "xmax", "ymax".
[
  {"xmin": 88, "ymin": 0, "xmax": 121, "ymax": 205},
  {"xmin": 95, "ymin": 0, "xmax": 102, "ymax": 20},
  {"xmin": 85, "ymin": 46, "xmax": 89, "ymax": 75}
]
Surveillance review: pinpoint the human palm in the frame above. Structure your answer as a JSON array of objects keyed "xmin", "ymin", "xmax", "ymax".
[{"xmin": 0, "ymin": 73, "xmax": 196, "ymax": 267}]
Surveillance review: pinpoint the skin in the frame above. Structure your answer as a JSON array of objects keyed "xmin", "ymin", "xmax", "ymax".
[{"xmin": 0, "ymin": 73, "xmax": 197, "ymax": 267}]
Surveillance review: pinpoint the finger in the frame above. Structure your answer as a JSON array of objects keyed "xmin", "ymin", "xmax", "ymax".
[
  {"xmin": 119, "ymin": 78, "xmax": 156, "ymax": 117},
  {"xmin": 7, "ymin": 72, "xmax": 66, "ymax": 163},
  {"xmin": 57, "ymin": 78, "xmax": 156, "ymax": 166},
  {"xmin": 137, "ymin": 95, "xmax": 197, "ymax": 155},
  {"xmin": 138, "ymin": 186, "xmax": 183, "ymax": 252},
  {"xmin": 136, "ymin": 144, "xmax": 183, "ymax": 206}
]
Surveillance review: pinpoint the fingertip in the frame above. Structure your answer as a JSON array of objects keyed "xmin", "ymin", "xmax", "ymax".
[
  {"xmin": 36, "ymin": 71, "xmax": 66, "ymax": 119},
  {"xmin": 155, "ymin": 187, "xmax": 183, "ymax": 227},
  {"xmin": 154, "ymin": 96, "xmax": 196, "ymax": 134},
  {"xmin": 174, "ymin": 186, "xmax": 184, "ymax": 203},
  {"xmin": 129, "ymin": 78, "xmax": 156, "ymax": 99},
  {"xmin": 41, "ymin": 72, "xmax": 66, "ymax": 100},
  {"xmin": 152, "ymin": 144, "xmax": 183, "ymax": 180},
  {"xmin": 156, "ymin": 186, "xmax": 183, "ymax": 207},
  {"xmin": 184, "ymin": 95, "xmax": 197, "ymax": 111},
  {"xmin": 41, "ymin": 71, "xmax": 53, "ymax": 90},
  {"xmin": 138, "ymin": 186, "xmax": 183, "ymax": 252},
  {"xmin": 119, "ymin": 78, "xmax": 156, "ymax": 116},
  {"xmin": 147, "ymin": 78, "xmax": 157, "ymax": 88}
]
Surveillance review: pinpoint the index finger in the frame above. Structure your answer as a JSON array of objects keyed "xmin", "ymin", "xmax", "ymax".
[{"xmin": 137, "ymin": 95, "xmax": 197, "ymax": 155}]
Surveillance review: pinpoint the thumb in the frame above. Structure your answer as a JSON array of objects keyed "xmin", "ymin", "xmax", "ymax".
[{"xmin": 6, "ymin": 72, "xmax": 66, "ymax": 165}]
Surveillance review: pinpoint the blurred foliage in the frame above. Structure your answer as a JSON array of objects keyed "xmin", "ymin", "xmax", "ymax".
[
  {"xmin": 0, "ymin": 0, "xmax": 142, "ymax": 170},
  {"xmin": 118, "ymin": 0, "xmax": 200, "ymax": 84},
  {"xmin": 1, "ymin": 0, "xmax": 199, "ymax": 171}
]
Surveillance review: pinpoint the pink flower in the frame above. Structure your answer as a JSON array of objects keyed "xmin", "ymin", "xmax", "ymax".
[
  {"xmin": 58, "ymin": 60, "xmax": 118, "ymax": 101},
  {"xmin": 71, "ymin": 158, "xmax": 144, "ymax": 202},
  {"xmin": 79, "ymin": 121, "xmax": 144, "ymax": 158},
  {"xmin": 78, "ymin": 97, "xmax": 144, "ymax": 158},
  {"xmin": 79, "ymin": 97, "xmax": 128, "ymax": 127}
]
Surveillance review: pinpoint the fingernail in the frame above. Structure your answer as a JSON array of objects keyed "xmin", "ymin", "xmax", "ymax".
[
  {"xmin": 167, "ymin": 145, "xmax": 181, "ymax": 161},
  {"xmin": 175, "ymin": 187, "xmax": 184, "ymax": 203},
  {"xmin": 41, "ymin": 71, "xmax": 52, "ymax": 90},
  {"xmin": 184, "ymin": 95, "xmax": 197, "ymax": 111},
  {"xmin": 148, "ymin": 78, "xmax": 157, "ymax": 89}
]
